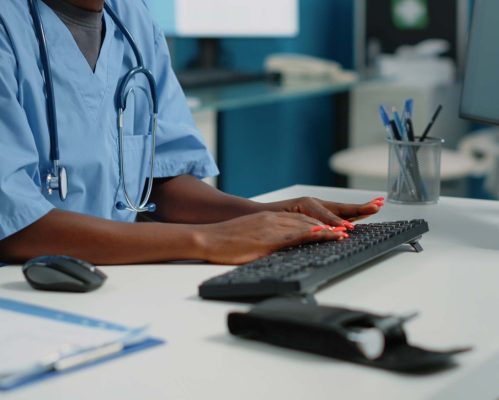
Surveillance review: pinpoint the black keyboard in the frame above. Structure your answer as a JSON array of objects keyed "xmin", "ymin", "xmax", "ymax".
[{"xmin": 199, "ymin": 220, "xmax": 429, "ymax": 301}]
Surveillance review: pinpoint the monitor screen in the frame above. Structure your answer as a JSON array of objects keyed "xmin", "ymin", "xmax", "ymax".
[
  {"xmin": 145, "ymin": 0, "xmax": 299, "ymax": 38},
  {"xmin": 460, "ymin": 0, "xmax": 499, "ymax": 125}
]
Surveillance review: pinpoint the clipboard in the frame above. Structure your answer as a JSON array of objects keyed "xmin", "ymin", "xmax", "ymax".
[{"xmin": 0, "ymin": 297, "xmax": 165, "ymax": 391}]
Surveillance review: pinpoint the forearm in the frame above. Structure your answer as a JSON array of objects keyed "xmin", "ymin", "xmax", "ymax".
[
  {"xmin": 148, "ymin": 175, "xmax": 266, "ymax": 224},
  {"xmin": 0, "ymin": 209, "xmax": 204, "ymax": 265},
  {"xmin": 147, "ymin": 175, "xmax": 380, "ymax": 228}
]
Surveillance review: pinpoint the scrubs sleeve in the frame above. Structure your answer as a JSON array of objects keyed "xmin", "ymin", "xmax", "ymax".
[
  {"xmin": 0, "ymin": 23, "xmax": 55, "ymax": 240},
  {"xmin": 151, "ymin": 29, "xmax": 219, "ymax": 180}
]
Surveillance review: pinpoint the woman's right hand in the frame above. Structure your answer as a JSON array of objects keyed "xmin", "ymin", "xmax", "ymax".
[{"xmin": 194, "ymin": 211, "xmax": 349, "ymax": 265}]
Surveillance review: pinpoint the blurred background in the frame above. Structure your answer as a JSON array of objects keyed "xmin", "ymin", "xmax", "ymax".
[{"xmin": 145, "ymin": 0, "xmax": 496, "ymax": 200}]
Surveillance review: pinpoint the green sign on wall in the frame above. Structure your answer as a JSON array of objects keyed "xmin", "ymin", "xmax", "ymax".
[{"xmin": 392, "ymin": 0, "xmax": 429, "ymax": 29}]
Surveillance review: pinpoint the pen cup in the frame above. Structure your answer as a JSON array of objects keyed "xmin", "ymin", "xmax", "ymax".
[{"xmin": 387, "ymin": 137, "xmax": 443, "ymax": 204}]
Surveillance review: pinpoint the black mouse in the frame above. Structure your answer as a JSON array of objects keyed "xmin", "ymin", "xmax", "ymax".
[{"xmin": 22, "ymin": 255, "xmax": 107, "ymax": 292}]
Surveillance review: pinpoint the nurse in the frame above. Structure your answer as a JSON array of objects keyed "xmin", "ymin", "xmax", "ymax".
[{"xmin": 0, "ymin": 0, "xmax": 383, "ymax": 265}]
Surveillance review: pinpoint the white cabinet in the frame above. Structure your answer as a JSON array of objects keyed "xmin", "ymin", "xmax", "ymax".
[{"xmin": 193, "ymin": 110, "xmax": 218, "ymax": 187}]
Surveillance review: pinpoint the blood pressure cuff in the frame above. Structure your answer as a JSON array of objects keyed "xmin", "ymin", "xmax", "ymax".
[{"xmin": 228, "ymin": 298, "xmax": 471, "ymax": 373}]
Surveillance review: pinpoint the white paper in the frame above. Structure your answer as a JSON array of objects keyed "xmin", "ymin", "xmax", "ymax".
[{"xmin": 0, "ymin": 309, "xmax": 129, "ymax": 374}]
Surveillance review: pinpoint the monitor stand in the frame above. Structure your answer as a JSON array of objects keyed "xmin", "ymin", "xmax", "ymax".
[{"xmin": 176, "ymin": 39, "xmax": 280, "ymax": 89}]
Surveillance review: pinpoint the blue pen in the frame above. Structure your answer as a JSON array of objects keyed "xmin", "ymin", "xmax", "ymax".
[
  {"xmin": 403, "ymin": 99, "xmax": 413, "ymax": 120},
  {"xmin": 379, "ymin": 105, "xmax": 402, "ymax": 140},
  {"xmin": 378, "ymin": 105, "xmax": 395, "ymax": 140},
  {"xmin": 392, "ymin": 108, "xmax": 408, "ymax": 141}
]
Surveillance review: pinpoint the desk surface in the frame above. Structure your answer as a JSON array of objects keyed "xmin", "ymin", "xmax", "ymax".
[{"xmin": 2, "ymin": 185, "xmax": 499, "ymax": 400}]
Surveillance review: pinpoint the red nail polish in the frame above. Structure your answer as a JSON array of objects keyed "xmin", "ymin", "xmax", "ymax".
[
  {"xmin": 333, "ymin": 226, "xmax": 347, "ymax": 232},
  {"xmin": 311, "ymin": 226, "xmax": 323, "ymax": 233},
  {"xmin": 343, "ymin": 233, "xmax": 350, "ymax": 238},
  {"xmin": 343, "ymin": 221, "xmax": 354, "ymax": 230}
]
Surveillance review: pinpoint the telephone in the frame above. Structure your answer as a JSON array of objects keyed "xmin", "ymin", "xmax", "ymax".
[{"xmin": 265, "ymin": 53, "xmax": 358, "ymax": 83}]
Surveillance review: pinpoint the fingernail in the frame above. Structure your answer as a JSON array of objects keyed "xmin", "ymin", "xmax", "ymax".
[
  {"xmin": 372, "ymin": 197, "xmax": 385, "ymax": 201},
  {"xmin": 311, "ymin": 226, "xmax": 324, "ymax": 233},
  {"xmin": 343, "ymin": 221, "xmax": 355, "ymax": 230},
  {"xmin": 342, "ymin": 233, "xmax": 350, "ymax": 238},
  {"xmin": 333, "ymin": 226, "xmax": 347, "ymax": 232},
  {"xmin": 373, "ymin": 201, "xmax": 384, "ymax": 207}
]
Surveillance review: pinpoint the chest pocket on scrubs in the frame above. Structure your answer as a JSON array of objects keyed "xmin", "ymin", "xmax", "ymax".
[{"xmin": 117, "ymin": 86, "xmax": 154, "ymax": 207}]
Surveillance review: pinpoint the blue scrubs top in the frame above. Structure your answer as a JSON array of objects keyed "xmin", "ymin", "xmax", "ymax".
[{"xmin": 0, "ymin": 0, "xmax": 218, "ymax": 240}]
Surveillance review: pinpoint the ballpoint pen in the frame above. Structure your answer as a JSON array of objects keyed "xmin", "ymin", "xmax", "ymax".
[
  {"xmin": 378, "ymin": 105, "xmax": 398, "ymax": 141},
  {"xmin": 403, "ymin": 98, "xmax": 413, "ymax": 119},
  {"xmin": 390, "ymin": 119, "xmax": 402, "ymax": 141},
  {"xmin": 420, "ymin": 104, "xmax": 443, "ymax": 142},
  {"xmin": 392, "ymin": 107, "xmax": 407, "ymax": 141},
  {"xmin": 403, "ymin": 99, "xmax": 415, "ymax": 142},
  {"xmin": 377, "ymin": 104, "xmax": 402, "ymax": 140}
]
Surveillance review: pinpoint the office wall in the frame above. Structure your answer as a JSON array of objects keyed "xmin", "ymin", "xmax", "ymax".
[
  {"xmin": 218, "ymin": 0, "xmax": 354, "ymax": 197},
  {"xmin": 171, "ymin": 0, "xmax": 355, "ymax": 198},
  {"xmin": 170, "ymin": 0, "xmax": 480, "ymax": 199}
]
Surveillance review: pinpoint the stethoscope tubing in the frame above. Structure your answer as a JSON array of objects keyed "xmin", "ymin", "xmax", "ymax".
[
  {"xmin": 28, "ymin": 0, "xmax": 60, "ymax": 163},
  {"xmin": 28, "ymin": 0, "xmax": 158, "ymax": 212}
]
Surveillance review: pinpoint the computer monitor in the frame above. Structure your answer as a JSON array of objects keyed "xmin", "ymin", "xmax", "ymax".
[
  {"xmin": 145, "ymin": 0, "xmax": 299, "ymax": 87},
  {"xmin": 146, "ymin": 0, "xmax": 299, "ymax": 38},
  {"xmin": 460, "ymin": 0, "xmax": 499, "ymax": 125}
]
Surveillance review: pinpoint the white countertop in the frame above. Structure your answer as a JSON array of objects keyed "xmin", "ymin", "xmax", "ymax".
[{"xmin": 2, "ymin": 185, "xmax": 499, "ymax": 400}]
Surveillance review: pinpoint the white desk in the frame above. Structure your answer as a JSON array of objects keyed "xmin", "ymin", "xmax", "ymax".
[{"xmin": 2, "ymin": 185, "xmax": 499, "ymax": 400}]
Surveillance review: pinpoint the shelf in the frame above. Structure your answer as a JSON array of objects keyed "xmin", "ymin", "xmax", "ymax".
[{"xmin": 186, "ymin": 78, "xmax": 362, "ymax": 113}]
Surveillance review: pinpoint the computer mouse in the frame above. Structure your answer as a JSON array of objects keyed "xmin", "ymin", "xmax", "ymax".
[{"xmin": 22, "ymin": 255, "xmax": 107, "ymax": 293}]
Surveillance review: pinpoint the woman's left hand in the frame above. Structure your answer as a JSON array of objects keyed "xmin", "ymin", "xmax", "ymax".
[{"xmin": 266, "ymin": 196, "xmax": 384, "ymax": 229}]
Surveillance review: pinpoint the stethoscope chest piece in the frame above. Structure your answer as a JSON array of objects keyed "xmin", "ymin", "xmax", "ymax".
[{"xmin": 46, "ymin": 165, "xmax": 68, "ymax": 201}]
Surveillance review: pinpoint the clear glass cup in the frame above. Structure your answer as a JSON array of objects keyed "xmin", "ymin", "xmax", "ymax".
[{"xmin": 387, "ymin": 137, "xmax": 443, "ymax": 204}]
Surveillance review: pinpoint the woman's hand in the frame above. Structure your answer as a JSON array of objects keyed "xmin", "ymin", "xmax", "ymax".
[
  {"xmin": 265, "ymin": 196, "xmax": 385, "ymax": 229},
  {"xmin": 195, "ymin": 211, "xmax": 349, "ymax": 265}
]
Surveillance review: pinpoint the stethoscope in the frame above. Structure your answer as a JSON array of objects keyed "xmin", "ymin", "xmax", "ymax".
[{"xmin": 27, "ymin": 0, "xmax": 157, "ymax": 213}]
